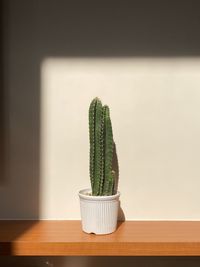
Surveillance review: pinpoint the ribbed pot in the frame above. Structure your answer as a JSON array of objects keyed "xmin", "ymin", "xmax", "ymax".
[{"xmin": 78, "ymin": 189, "xmax": 120, "ymax": 235}]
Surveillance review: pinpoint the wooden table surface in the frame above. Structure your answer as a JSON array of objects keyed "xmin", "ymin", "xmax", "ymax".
[{"xmin": 1, "ymin": 220, "xmax": 200, "ymax": 256}]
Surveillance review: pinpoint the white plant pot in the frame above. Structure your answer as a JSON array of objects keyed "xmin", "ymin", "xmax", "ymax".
[{"xmin": 78, "ymin": 188, "xmax": 120, "ymax": 235}]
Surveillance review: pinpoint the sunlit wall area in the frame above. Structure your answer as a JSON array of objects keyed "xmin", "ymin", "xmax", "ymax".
[{"xmin": 40, "ymin": 57, "xmax": 200, "ymax": 220}]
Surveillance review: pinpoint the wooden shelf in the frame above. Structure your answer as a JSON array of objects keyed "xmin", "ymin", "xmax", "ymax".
[{"xmin": 1, "ymin": 220, "xmax": 200, "ymax": 256}]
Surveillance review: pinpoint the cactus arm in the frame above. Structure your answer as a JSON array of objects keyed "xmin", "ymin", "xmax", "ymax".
[
  {"xmin": 98, "ymin": 106, "xmax": 106, "ymax": 195},
  {"xmin": 89, "ymin": 98, "xmax": 97, "ymax": 191},
  {"xmin": 103, "ymin": 106, "xmax": 114, "ymax": 195},
  {"xmin": 93, "ymin": 98, "xmax": 103, "ymax": 195}
]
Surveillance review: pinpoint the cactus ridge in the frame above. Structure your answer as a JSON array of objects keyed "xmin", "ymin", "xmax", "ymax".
[
  {"xmin": 99, "ymin": 106, "xmax": 106, "ymax": 195},
  {"xmin": 89, "ymin": 98, "xmax": 97, "ymax": 190},
  {"xmin": 89, "ymin": 98, "xmax": 115, "ymax": 196},
  {"xmin": 93, "ymin": 98, "xmax": 103, "ymax": 195}
]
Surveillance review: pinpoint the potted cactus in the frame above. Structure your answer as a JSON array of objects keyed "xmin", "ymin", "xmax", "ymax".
[{"xmin": 79, "ymin": 97, "xmax": 120, "ymax": 235}]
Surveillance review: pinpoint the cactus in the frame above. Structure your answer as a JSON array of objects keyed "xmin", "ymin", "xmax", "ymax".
[{"xmin": 89, "ymin": 97, "xmax": 115, "ymax": 196}]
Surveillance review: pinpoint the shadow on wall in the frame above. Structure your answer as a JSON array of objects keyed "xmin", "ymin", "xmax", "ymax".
[
  {"xmin": 1, "ymin": 0, "xmax": 200, "ymax": 258},
  {"xmin": 0, "ymin": 0, "xmax": 5, "ymax": 184},
  {"xmin": 0, "ymin": 0, "xmax": 40, "ymax": 219},
  {"xmin": 5, "ymin": 0, "xmax": 200, "ymax": 58},
  {"xmin": 112, "ymin": 142, "xmax": 125, "ymax": 221}
]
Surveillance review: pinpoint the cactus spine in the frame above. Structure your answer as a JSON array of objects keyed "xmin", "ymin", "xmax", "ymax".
[{"xmin": 89, "ymin": 97, "xmax": 115, "ymax": 196}]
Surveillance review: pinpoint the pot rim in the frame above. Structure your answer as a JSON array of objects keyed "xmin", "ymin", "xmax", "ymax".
[{"xmin": 78, "ymin": 188, "xmax": 120, "ymax": 201}]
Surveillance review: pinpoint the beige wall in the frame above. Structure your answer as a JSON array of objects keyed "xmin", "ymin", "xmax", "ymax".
[{"xmin": 1, "ymin": 0, "xmax": 200, "ymax": 221}]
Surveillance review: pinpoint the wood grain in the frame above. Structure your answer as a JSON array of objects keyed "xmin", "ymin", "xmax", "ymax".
[{"xmin": 1, "ymin": 221, "xmax": 200, "ymax": 256}]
